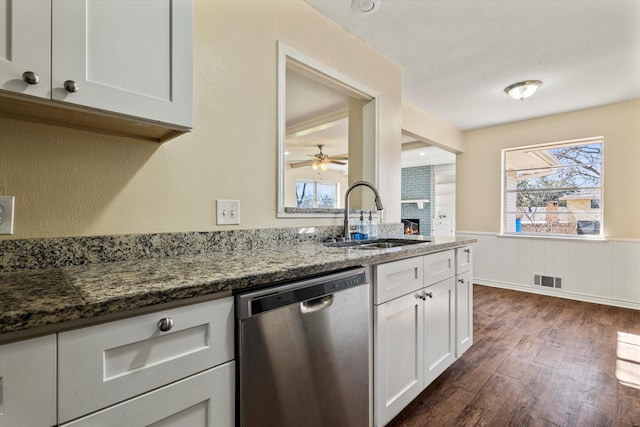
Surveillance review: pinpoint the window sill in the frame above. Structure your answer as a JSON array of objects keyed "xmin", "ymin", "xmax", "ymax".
[{"xmin": 498, "ymin": 232, "xmax": 608, "ymax": 242}]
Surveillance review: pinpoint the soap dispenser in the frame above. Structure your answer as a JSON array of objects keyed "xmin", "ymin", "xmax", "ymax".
[
  {"xmin": 368, "ymin": 211, "xmax": 377, "ymax": 238},
  {"xmin": 358, "ymin": 211, "xmax": 366, "ymax": 239}
]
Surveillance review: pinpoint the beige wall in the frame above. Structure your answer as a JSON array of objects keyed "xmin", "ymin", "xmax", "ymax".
[
  {"xmin": 457, "ymin": 98, "xmax": 640, "ymax": 239},
  {"xmin": 402, "ymin": 102, "xmax": 463, "ymax": 153},
  {"xmin": 0, "ymin": 1, "xmax": 402, "ymax": 240}
]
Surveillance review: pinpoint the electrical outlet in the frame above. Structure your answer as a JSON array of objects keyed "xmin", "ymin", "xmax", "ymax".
[
  {"xmin": 0, "ymin": 196, "xmax": 15, "ymax": 235},
  {"xmin": 216, "ymin": 200, "xmax": 240, "ymax": 225}
]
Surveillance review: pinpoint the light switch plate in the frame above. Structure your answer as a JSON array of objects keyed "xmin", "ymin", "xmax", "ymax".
[
  {"xmin": 0, "ymin": 195, "xmax": 15, "ymax": 234},
  {"xmin": 216, "ymin": 200, "xmax": 240, "ymax": 225}
]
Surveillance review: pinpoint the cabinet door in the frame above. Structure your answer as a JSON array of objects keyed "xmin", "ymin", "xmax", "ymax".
[
  {"xmin": 424, "ymin": 249, "xmax": 455, "ymax": 286},
  {"xmin": 58, "ymin": 297, "xmax": 233, "ymax": 423},
  {"xmin": 456, "ymin": 245, "xmax": 473, "ymax": 274},
  {"xmin": 424, "ymin": 277, "xmax": 456, "ymax": 385},
  {"xmin": 374, "ymin": 291, "xmax": 424, "ymax": 427},
  {"xmin": 456, "ymin": 270, "xmax": 474, "ymax": 357},
  {"xmin": 51, "ymin": 0, "xmax": 193, "ymax": 127},
  {"xmin": 0, "ymin": 0, "xmax": 50, "ymax": 98},
  {"xmin": 0, "ymin": 335, "xmax": 56, "ymax": 427},
  {"xmin": 61, "ymin": 362, "xmax": 234, "ymax": 427}
]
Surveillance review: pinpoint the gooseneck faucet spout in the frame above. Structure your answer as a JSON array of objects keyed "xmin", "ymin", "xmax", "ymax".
[{"xmin": 344, "ymin": 180, "xmax": 384, "ymax": 241}]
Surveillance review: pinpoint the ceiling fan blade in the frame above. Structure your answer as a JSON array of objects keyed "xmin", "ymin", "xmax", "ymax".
[
  {"xmin": 289, "ymin": 160, "xmax": 315, "ymax": 168},
  {"xmin": 329, "ymin": 159, "xmax": 347, "ymax": 165},
  {"xmin": 330, "ymin": 155, "xmax": 349, "ymax": 160}
]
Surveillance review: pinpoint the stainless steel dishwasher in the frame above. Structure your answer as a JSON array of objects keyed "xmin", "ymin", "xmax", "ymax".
[{"xmin": 235, "ymin": 268, "xmax": 370, "ymax": 427}]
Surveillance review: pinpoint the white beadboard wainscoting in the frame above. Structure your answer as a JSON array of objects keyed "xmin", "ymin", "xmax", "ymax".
[{"xmin": 457, "ymin": 232, "xmax": 640, "ymax": 310}]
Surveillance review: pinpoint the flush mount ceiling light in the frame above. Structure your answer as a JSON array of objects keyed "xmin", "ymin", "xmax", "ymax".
[
  {"xmin": 351, "ymin": 0, "xmax": 381, "ymax": 15},
  {"xmin": 504, "ymin": 80, "xmax": 543, "ymax": 100}
]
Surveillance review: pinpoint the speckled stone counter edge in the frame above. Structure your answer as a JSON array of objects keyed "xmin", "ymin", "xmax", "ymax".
[
  {"xmin": 0, "ymin": 224, "xmax": 479, "ymax": 340},
  {"xmin": 0, "ymin": 224, "xmax": 403, "ymax": 272}
]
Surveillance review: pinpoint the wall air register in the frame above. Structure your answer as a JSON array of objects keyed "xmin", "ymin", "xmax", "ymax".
[{"xmin": 533, "ymin": 273, "xmax": 562, "ymax": 289}]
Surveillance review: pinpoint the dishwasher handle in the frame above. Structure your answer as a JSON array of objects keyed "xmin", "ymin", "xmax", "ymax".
[
  {"xmin": 300, "ymin": 294, "xmax": 334, "ymax": 314},
  {"xmin": 235, "ymin": 268, "xmax": 367, "ymax": 319}
]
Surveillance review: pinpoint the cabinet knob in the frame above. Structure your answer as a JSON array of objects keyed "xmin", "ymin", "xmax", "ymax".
[
  {"xmin": 464, "ymin": 248, "xmax": 471, "ymax": 254},
  {"xmin": 157, "ymin": 317, "xmax": 174, "ymax": 332},
  {"xmin": 425, "ymin": 292, "xmax": 433, "ymax": 299},
  {"xmin": 22, "ymin": 71, "xmax": 40, "ymax": 85},
  {"xmin": 458, "ymin": 279, "xmax": 465, "ymax": 284},
  {"xmin": 63, "ymin": 80, "xmax": 80, "ymax": 93},
  {"xmin": 416, "ymin": 292, "xmax": 426, "ymax": 301}
]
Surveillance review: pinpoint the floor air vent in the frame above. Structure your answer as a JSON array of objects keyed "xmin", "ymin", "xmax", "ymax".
[{"xmin": 533, "ymin": 274, "xmax": 562, "ymax": 289}]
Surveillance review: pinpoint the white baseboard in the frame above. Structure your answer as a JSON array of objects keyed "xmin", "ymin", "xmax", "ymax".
[{"xmin": 474, "ymin": 278, "xmax": 640, "ymax": 311}]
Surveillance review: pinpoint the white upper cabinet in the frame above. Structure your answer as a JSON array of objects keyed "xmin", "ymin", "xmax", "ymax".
[
  {"xmin": 51, "ymin": 0, "xmax": 193, "ymax": 128},
  {"xmin": 0, "ymin": 0, "xmax": 193, "ymax": 141},
  {"xmin": 0, "ymin": 0, "xmax": 51, "ymax": 98}
]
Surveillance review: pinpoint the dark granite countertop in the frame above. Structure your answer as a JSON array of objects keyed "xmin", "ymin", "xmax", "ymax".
[{"xmin": 0, "ymin": 235, "xmax": 475, "ymax": 340}]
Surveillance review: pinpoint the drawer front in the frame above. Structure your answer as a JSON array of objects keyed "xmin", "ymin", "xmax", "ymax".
[
  {"xmin": 58, "ymin": 297, "xmax": 233, "ymax": 423},
  {"xmin": 375, "ymin": 256, "xmax": 424, "ymax": 304},
  {"xmin": 61, "ymin": 362, "xmax": 234, "ymax": 427},
  {"xmin": 456, "ymin": 245, "xmax": 473, "ymax": 273},
  {"xmin": 424, "ymin": 250, "xmax": 455, "ymax": 286}
]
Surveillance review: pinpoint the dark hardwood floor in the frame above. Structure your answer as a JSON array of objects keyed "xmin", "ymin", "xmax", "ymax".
[{"xmin": 387, "ymin": 285, "xmax": 640, "ymax": 427}]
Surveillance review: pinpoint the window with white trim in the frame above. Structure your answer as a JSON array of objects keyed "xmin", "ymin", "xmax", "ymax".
[
  {"xmin": 295, "ymin": 180, "xmax": 339, "ymax": 208},
  {"xmin": 503, "ymin": 137, "xmax": 603, "ymax": 237}
]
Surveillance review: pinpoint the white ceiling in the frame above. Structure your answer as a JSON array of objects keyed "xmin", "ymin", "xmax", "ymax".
[{"xmin": 305, "ymin": 0, "xmax": 640, "ymax": 131}]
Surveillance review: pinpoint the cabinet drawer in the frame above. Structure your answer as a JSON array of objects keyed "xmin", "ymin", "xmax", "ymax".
[
  {"xmin": 375, "ymin": 257, "xmax": 424, "ymax": 304},
  {"xmin": 61, "ymin": 362, "xmax": 234, "ymax": 427},
  {"xmin": 58, "ymin": 297, "xmax": 233, "ymax": 423},
  {"xmin": 424, "ymin": 250, "xmax": 455, "ymax": 286},
  {"xmin": 456, "ymin": 246, "xmax": 473, "ymax": 273}
]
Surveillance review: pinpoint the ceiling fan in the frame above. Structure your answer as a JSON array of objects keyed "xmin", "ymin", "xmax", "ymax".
[{"xmin": 288, "ymin": 145, "xmax": 348, "ymax": 171}]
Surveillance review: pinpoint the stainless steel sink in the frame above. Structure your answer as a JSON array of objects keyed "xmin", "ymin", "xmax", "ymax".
[{"xmin": 325, "ymin": 238, "xmax": 430, "ymax": 250}]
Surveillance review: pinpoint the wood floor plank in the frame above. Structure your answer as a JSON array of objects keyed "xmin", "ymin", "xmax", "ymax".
[
  {"xmin": 385, "ymin": 285, "xmax": 640, "ymax": 427},
  {"xmin": 575, "ymin": 402, "xmax": 613, "ymax": 426}
]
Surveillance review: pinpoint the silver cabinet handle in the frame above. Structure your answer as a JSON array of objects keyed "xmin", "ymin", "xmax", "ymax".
[
  {"xmin": 64, "ymin": 80, "xmax": 80, "ymax": 92},
  {"xmin": 158, "ymin": 317, "xmax": 174, "ymax": 332},
  {"xmin": 22, "ymin": 71, "xmax": 40, "ymax": 85},
  {"xmin": 425, "ymin": 292, "xmax": 433, "ymax": 298}
]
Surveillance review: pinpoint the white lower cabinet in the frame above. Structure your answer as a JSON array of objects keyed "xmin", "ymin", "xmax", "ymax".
[
  {"xmin": 0, "ymin": 296, "xmax": 234, "ymax": 427},
  {"xmin": 0, "ymin": 335, "xmax": 57, "ymax": 427},
  {"xmin": 456, "ymin": 245, "xmax": 474, "ymax": 357},
  {"xmin": 58, "ymin": 297, "xmax": 234, "ymax": 425},
  {"xmin": 373, "ymin": 249, "xmax": 471, "ymax": 427},
  {"xmin": 424, "ymin": 277, "xmax": 456, "ymax": 385},
  {"xmin": 60, "ymin": 361, "xmax": 234, "ymax": 427},
  {"xmin": 374, "ymin": 290, "xmax": 424, "ymax": 426},
  {"xmin": 456, "ymin": 269, "xmax": 473, "ymax": 357}
]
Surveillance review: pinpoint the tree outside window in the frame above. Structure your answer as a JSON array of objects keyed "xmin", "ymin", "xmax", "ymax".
[
  {"xmin": 296, "ymin": 180, "xmax": 339, "ymax": 208},
  {"xmin": 503, "ymin": 138, "xmax": 603, "ymax": 237}
]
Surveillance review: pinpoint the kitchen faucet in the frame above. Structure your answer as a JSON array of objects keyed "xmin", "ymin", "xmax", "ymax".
[{"xmin": 344, "ymin": 181, "xmax": 384, "ymax": 241}]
